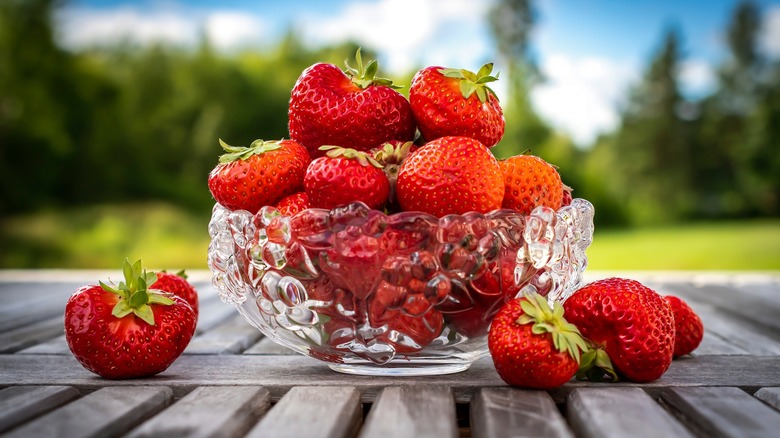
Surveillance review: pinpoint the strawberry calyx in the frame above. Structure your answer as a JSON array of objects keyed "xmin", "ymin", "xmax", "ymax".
[
  {"xmin": 100, "ymin": 259, "xmax": 175, "ymax": 326},
  {"xmin": 320, "ymin": 145, "xmax": 383, "ymax": 168},
  {"xmin": 344, "ymin": 48, "xmax": 401, "ymax": 90},
  {"xmin": 439, "ymin": 63, "xmax": 500, "ymax": 103},
  {"xmin": 576, "ymin": 346, "xmax": 619, "ymax": 382},
  {"xmin": 217, "ymin": 138, "xmax": 283, "ymax": 164},
  {"xmin": 517, "ymin": 292, "xmax": 589, "ymax": 364}
]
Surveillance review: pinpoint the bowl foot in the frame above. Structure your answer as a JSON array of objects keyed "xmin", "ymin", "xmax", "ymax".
[{"xmin": 328, "ymin": 362, "xmax": 471, "ymax": 376}]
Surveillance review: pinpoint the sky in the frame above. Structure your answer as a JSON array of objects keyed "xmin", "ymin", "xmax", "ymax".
[{"xmin": 57, "ymin": 0, "xmax": 780, "ymax": 145}]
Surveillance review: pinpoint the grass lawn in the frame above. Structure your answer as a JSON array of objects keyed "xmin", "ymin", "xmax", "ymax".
[
  {"xmin": 586, "ymin": 219, "xmax": 780, "ymax": 271},
  {"xmin": 1, "ymin": 202, "xmax": 778, "ymax": 271}
]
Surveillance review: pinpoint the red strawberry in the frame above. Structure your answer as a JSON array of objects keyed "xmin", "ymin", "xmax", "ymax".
[
  {"xmin": 409, "ymin": 63, "xmax": 505, "ymax": 147},
  {"xmin": 152, "ymin": 270, "xmax": 199, "ymax": 318},
  {"xmin": 288, "ymin": 49, "xmax": 416, "ymax": 157},
  {"xmin": 370, "ymin": 140, "xmax": 416, "ymax": 211},
  {"xmin": 488, "ymin": 293, "xmax": 588, "ymax": 389},
  {"xmin": 499, "ymin": 154, "xmax": 564, "ymax": 215},
  {"xmin": 562, "ymin": 184, "xmax": 573, "ymax": 206},
  {"xmin": 369, "ymin": 282, "xmax": 444, "ymax": 354},
  {"xmin": 304, "ymin": 146, "xmax": 390, "ymax": 210},
  {"xmin": 275, "ymin": 192, "xmax": 310, "ymax": 217},
  {"xmin": 665, "ymin": 295, "xmax": 704, "ymax": 357},
  {"xmin": 208, "ymin": 139, "xmax": 310, "ymax": 213},
  {"xmin": 563, "ymin": 277, "xmax": 675, "ymax": 383},
  {"xmin": 396, "ymin": 136, "xmax": 505, "ymax": 217},
  {"xmin": 64, "ymin": 260, "xmax": 196, "ymax": 379}
]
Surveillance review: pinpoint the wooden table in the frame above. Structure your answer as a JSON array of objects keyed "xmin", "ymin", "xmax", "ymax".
[{"xmin": 1, "ymin": 270, "xmax": 779, "ymax": 437}]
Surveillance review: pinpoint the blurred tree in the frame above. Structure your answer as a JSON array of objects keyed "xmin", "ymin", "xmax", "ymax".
[
  {"xmin": 696, "ymin": 0, "xmax": 779, "ymax": 217},
  {"xmin": 487, "ymin": 0, "xmax": 553, "ymax": 159},
  {"xmin": 609, "ymin": 27, "xmax": 696, "ymax": 224}
]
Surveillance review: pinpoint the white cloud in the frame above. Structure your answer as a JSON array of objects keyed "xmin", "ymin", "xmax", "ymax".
[
  {"xmin": 761, "ymin": 5, "xmax": 780, "ymax": 57},
  {"xmin": 206, "ymin": 12, "xmax": 268, "ymax": 50},
  {"xmin": 679, "ymin": 59, "xmax": 715, "ymax": 97},
  {"xmin": 57, "ymin": 6, "xmax": 197, "ymax": 48},
  {"xmin": 531, "ymin": 54, "xmax": 638, "ymax": 145},
  {"xmin": 297, "ymin": 0, "xmax": 492, "ymax": 73},
  {"xmin": 56, "ymin": 6, "xmax": 268, "ymax": 51}
]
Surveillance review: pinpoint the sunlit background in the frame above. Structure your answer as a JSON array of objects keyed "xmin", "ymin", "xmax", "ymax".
[{"xmin": 1, "ymin": 0, "xmax": 778, "ymax": 270}]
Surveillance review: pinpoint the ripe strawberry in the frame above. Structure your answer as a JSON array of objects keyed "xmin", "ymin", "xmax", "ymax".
[
  {"xmin": 409, "ymin": 63, "xmax": 505, "ymax": 147},
  {"xmin": 152, "ymin": 270, "xmax": 199, "ymax": 318},
  {"xmin": 665, "ymin": 295, "xmax": 704, "ymax": 357},
  {"xmin": 563, "ymin": 277, "xmax": 675, "ymax": 383},
  {"xmin": 498, "ymin": 154, "xmax": 564, "ymax": 215},
  {"xmin": 208, "ymin": 138, "xmax": 310, "ymax": 214},
  {"xmin": 488, "ymin": 293, "xmax": 588, "ymax": 389},
  {"xmin": 275, "ymin": 192, "xmax": 310, "ymax": 217},
  {"xmin": 396, "ymin": 136, "xmax": 504, "ymax": 217},
  {"xmin": 369, "ymin": 282, "xmax": 444, "ymax": 354},
  {"xmin": 370, "ymin": 140, "xmax": 416, "ymax": 211},
  {"xmin": 562, "ymin": 184, "xmax": 573, "ymax": 206},
  {"xmin": 64, "ymin": 260, "xmax": 196, "ymax": 379},
  {"xmin": 304, "ymin": 146, "xmax": 390, "ymax": 210},
  {"xmin": 289, "ymin": 49, "xmax": 416, "ymax": 157}
]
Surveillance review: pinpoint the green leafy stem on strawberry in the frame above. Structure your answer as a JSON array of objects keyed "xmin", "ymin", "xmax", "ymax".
[
  {"xmin": 345, "ymin": 47, "xmax": 402, "ymax": 90},
  {"xmin": 438, "ymin": 63, "xmax": 500, "ymax": 103},
  {"xmin": 99, "ymin": 259, "xmax": 175, "ymax": 326}
]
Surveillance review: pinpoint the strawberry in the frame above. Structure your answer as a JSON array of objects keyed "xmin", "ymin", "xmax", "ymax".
[
  {"xmin": 665, "ymin": 295, "xmax": 704, "ymax": 357},
  {"xmin": 498, "ymin": 154, "xmax": 564, "ymax": 215},
  {"xmin": 152, "ymin": 270, "xmax": 199, "ymax": 318},
  {"xmin": 409, "ymin": 63, "xmax": 505, "ymax": 147},
  {"xmin": 64, "ymin": 260, "xmax": 196, "ymax": 379},
  {"xmin": 370, "ymin": 140, "xmax": 416, "ymax": 211},
  {"xmin": 304, "ymin": 146, "xmax": 390, "ymax": 210},
  {"xmin": 488, "ymin": 293, "xmax": 588, "ymax": 389},
  {"xmin": 288, "ymin": 49, "xmax": 416, "ymax": 157},
  {"xmin": 368, "ymin": 282, "xmax": 444, "ymax": 354},
  {"xmin": 208, "ymin": 138, "xmax": 310, "ymax": 214},
  {"xmin": 562, "ymin": 184, "xmax": 573, "ymax": 206},
  {"xmin": 396, "ymin": 136, "xmax": 504, "ymax": 217},
  {"xmin": 563, "ymin": 277, "xmax": 675, "ymax": 383},
  {"xmin": 275, "ymin": 192, "xmax": 310, "ymax": 217}
]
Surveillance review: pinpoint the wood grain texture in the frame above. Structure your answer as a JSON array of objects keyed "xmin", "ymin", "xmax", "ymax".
[
  {"xmin": 359, "ymin": 386, "xmax": 458, "ymax": 438},
  {"xmin": 126, "ymin": 386, "xmax": 269, "ymax": 438},
  {"xmin": 0, "ymin": 385, "xmax": 80, "ymax": 432},
  {"xmin": 755, "ymin": 387, "xmax": 780, "ymax": 411},
  {"xmin": 661, "ymin": 387, "xmax": 780, "ymax": 438},
  {"xmin": 0, "ymin": 316, "xmax": 64, "ymax": 353},
  {"xmin": 16, "ymin": 334, "xmax": 71, "ymax": 355},
  {"xmin": 184, "ymin": 314, "xmax": 263, "ymax": 355},
  {"xmin": 470, "ymin": 388, "xmax": 573, "ymax": 438},
  {"xmin": 247, "ymin": 386, "xmax": 361, "ymax": 438},
  {"xmin": 567, "ymin": 387, "xmax": 692, "ymax": 438},
  {"xmin": 2, "ymin": 386, "xmax": 172, "ymax": 438},
  {"xmin": 243, "ymin": 336, "xmax": 298, "ymax": 355}
]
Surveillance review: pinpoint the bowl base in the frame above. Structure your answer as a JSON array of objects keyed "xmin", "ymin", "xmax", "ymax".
[{"xmin": 328, "ymin": 362, "xmax": 471, "ymax": 376}]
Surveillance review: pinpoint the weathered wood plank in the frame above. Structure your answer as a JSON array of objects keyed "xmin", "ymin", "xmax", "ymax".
[
  {"xmin": 126, "ymin": 386, "xmax": 270, "ymax": 438},
  {"xmin": 243, "ymin": 336, "xmax": 298, "ymax": 355},
  {"xmin": 0, "ymin": 316, "xmax": 64, "ymax": 353},
  {"xmin": 194, "ymin": 293, "xmax": 237, "ymax": 334},
  {"xmin": 1, "ymin": 354, "xmax": 780, "ymax": 403},
  {"xmin": 359, "ymin": 386, "xmax": 457, "ymax": 438},
  {"xmin": 184, "ymin": 314, "xmax": 263, "ymax": 355},
  {"xmin": 567, "ymin": 387, "xmax": 692, "ymax": 438},
  {"xmin": 660, "ymin": 293, "xmax": 780, "ymax": 356},
  {"xmin": 755, "ymin": 388, "xmax": 780, "ymax": 411},
  {"xmin": 0, "ymin": 385, "xmax": 80, "ymax": 433},
  {"xmin": 661, "ymin": 387, "xmax": 780, "ymax": 438},
  {"xmin": 470, "ymin": 388, "xmax": 573, "ymax": 438},
  {"xmin": 3, "ymin": 386, "xmax": 172, "ymax": 438},
  {"xmin": 661, "ymin": 283, "xmax": 780, "ymax": 335},
  {"xmin": 246, "ymin": 386, "xmax": 360, "ymax": 438},
  {"xmin": 16, "ymin": 334, "xmax": 71, "ymax": 355}
]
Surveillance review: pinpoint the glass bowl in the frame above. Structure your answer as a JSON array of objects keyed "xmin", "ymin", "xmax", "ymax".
[{"xmin": 207, "ymin": 199, "xmax": 594, "ymax": 376}]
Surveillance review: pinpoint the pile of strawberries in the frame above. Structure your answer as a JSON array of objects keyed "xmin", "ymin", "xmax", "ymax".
[{"xmin": 207, "ymin": 49, "xmax": 568, "ymax": 220}]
